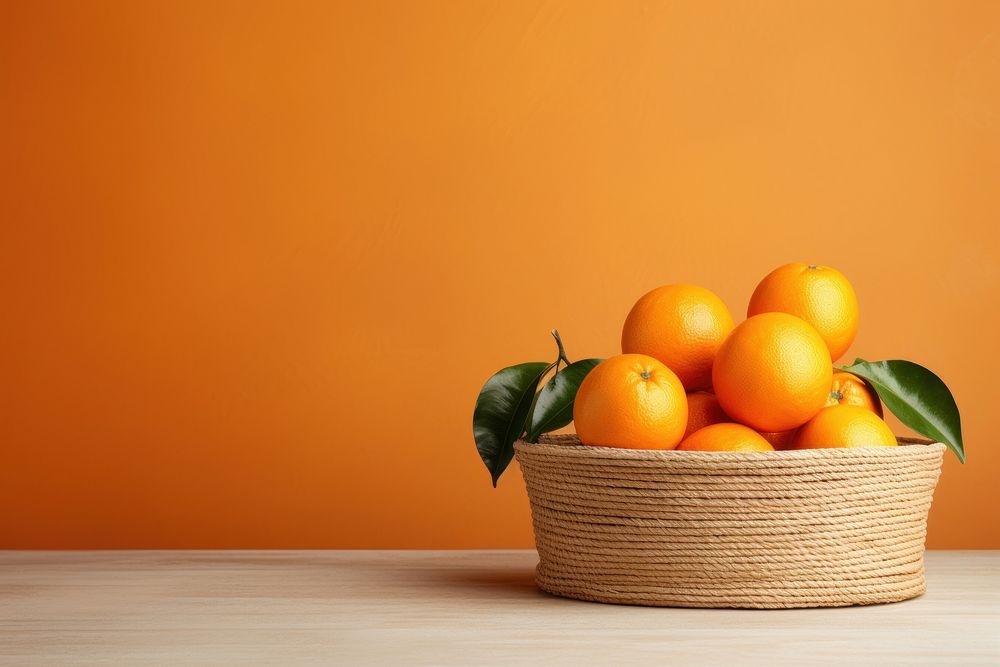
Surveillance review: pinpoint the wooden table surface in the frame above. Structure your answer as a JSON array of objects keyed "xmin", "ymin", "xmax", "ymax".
[{"xmin": 1, "ymin": 550, "xmax": 998, "ymax": 665}]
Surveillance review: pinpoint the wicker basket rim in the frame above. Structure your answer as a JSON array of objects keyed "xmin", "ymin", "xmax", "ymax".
[{"xmin": 516, "ymin": 435, "xmax": 946, "ymax": 462}]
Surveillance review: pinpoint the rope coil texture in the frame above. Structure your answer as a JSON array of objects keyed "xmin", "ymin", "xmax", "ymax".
[{"xmin": 514, "ymin": 435, "xmax": 945, "ymax": 608}]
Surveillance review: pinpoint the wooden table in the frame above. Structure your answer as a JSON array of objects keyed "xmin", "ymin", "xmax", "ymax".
[{"xmin": 1, "ymin": 551, "xmax": 997, "ymax": 665}]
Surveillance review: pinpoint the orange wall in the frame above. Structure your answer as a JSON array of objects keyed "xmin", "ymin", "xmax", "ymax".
[{"xmin": 2, "ymin": 1, "xmax": 998, "ymax": 548}]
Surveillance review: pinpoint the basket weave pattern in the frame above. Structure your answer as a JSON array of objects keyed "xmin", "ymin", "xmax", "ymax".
[{"xmin": 515, "ymin": 435, "xmax": 945, "ymax": 608}]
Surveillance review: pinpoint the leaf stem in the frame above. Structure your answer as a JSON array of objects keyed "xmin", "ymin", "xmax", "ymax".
[{"xmin": 550, "ymin": 329, "xmax": 572, "ymax": 366}]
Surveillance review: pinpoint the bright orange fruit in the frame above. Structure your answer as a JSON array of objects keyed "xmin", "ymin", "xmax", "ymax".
[
  {"xmin": 747, "ymin": 263, "xmax": 859, "ymax": 362},
  {"xmin": 621, "ymin": 284, "xmax": 734, "ymax": 391},
  {"xmin": 682, "ymin": 391, "xmax": 732, "ymax": 440},
  {"xmin": 826, "ymin": 371, "xmax": 883, "ymax": 417},
  {"xmin": 573, "ymin": 354, "xmax": 688, "ymax": 450},
  {"xmin": 793, "ymin": 405, "xmax": 897, "ymax": 449},
  {"xmin": 712, "ymin": 312, "xmax": 833, "ymax": 432},
  {"xmin": 678, "ymin": 423, "xmax": 774, "ymax": 452},
  {"xmin": 758, "ymin": 429, "xmax": 798, "ymax": 450}
]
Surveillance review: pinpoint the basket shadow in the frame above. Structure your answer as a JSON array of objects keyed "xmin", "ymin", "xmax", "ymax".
[{"xmin": 432, "ymin": 567, "xmax": 542, "ymax": 599}]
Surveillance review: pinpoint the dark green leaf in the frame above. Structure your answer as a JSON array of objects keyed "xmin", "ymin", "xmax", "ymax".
[
  {"xmin": 525, "ymin": 358, "xmax": 603, "ymax": 443},
  {"xmin": 840, "ymin": 359, "xmax": 964, "ymax": 463},
  {"xmin": 473, "ymin": 362, "xmax": 553, "ymax": 486}
]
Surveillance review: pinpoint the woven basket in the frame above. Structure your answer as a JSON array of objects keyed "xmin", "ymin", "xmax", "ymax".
[{"xmin": 515, "ymin": 435, "xmax": 945, "ymax": 609}]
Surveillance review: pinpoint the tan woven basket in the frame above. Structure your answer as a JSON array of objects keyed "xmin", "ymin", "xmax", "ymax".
[{"xmin": 515, "ymin": 435, "xmax": 945, "ymax": 609}]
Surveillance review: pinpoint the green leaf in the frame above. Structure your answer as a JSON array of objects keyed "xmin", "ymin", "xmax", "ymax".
[
  {"xmin": 839, "ymin": 359, "xmax": 964, "ymax": 463},
  {"xmin": 525, "ymin": 358, "xmax": 603, "ymax": 443},
  {"xmin": 473, "ymin": 362, "xmax": 553, "ymax": 486}
]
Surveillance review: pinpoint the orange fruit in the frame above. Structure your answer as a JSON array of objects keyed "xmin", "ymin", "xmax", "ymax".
[
  {"xmin": 758, "ymin": 429, "xmax": 798, "ymax": 450},
  {"xmin": 793, "ymin": 405, "xmax": 897, "ymax": 449},
  {"xmin": 826, "ymin": 371, "xmax": 883, "ymax": 417},
  {"xmin": 678, "ymin": 423, "xmax": 774, "ymax": 452},
  {"xmin": 621, "ymin": 284, "xmax": 734, "ymax": 391},
  {"xmin": 712, "ymin": 312, "xmax": 833, "ymax": 432},
  {"xmin": 747, "ymin": 263, "xmax": 859, "ymax": 362},
  {"xmin": 573, "ymin": 354, "xmax": 688, "ymax": 450},
  {"xmin": 683, "ymin": 391, "xmax": 732, "ymax": 439}
]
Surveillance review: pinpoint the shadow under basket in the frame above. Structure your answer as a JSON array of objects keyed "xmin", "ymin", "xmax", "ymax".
[{"xmin": 514, "ymin": 435, "xmax": 945, "ymax": 609}]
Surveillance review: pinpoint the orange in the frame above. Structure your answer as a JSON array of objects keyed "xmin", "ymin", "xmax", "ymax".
[
  {"xmin": 573, "ymin": 354, "xmax": 688, "ymax": 450},
  {"xmin": 683, "ymin": 391, "xmax": 732, "ymax": 439},
  {"xmin": 793, "ymin": 405, "xmax": 897, "ymax": 449},
  {"xmin": 758, "ymin": 429, "xmax": 798, "ymax": 450},
  {"xmin": 747, "ymin": 263, "xmax": 859, "ymax": 362},
  {"xmin": 712, "ymin": 312, "xmax": 833, "ymax": 432},
  {"xmin": 826, "ymin": 371, "xmax": 883, "ymax": 417},
  {"xmin": 678, "ymin": 423, "xmax": 774, "ymax": 452},
  {"xmin": 621, "ymin": 284, "xmax": 734, "ymax": 391}
]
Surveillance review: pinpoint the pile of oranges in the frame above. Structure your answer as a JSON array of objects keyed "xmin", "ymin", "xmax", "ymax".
[{"xmin": 573, "ymin": 263, "xmax": 895, "ymax": 452}]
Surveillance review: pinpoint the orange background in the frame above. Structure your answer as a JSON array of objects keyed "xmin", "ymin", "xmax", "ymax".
[{"xmin": 2, "ymin": 1, "xmax": 998, "ymax": 548}]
